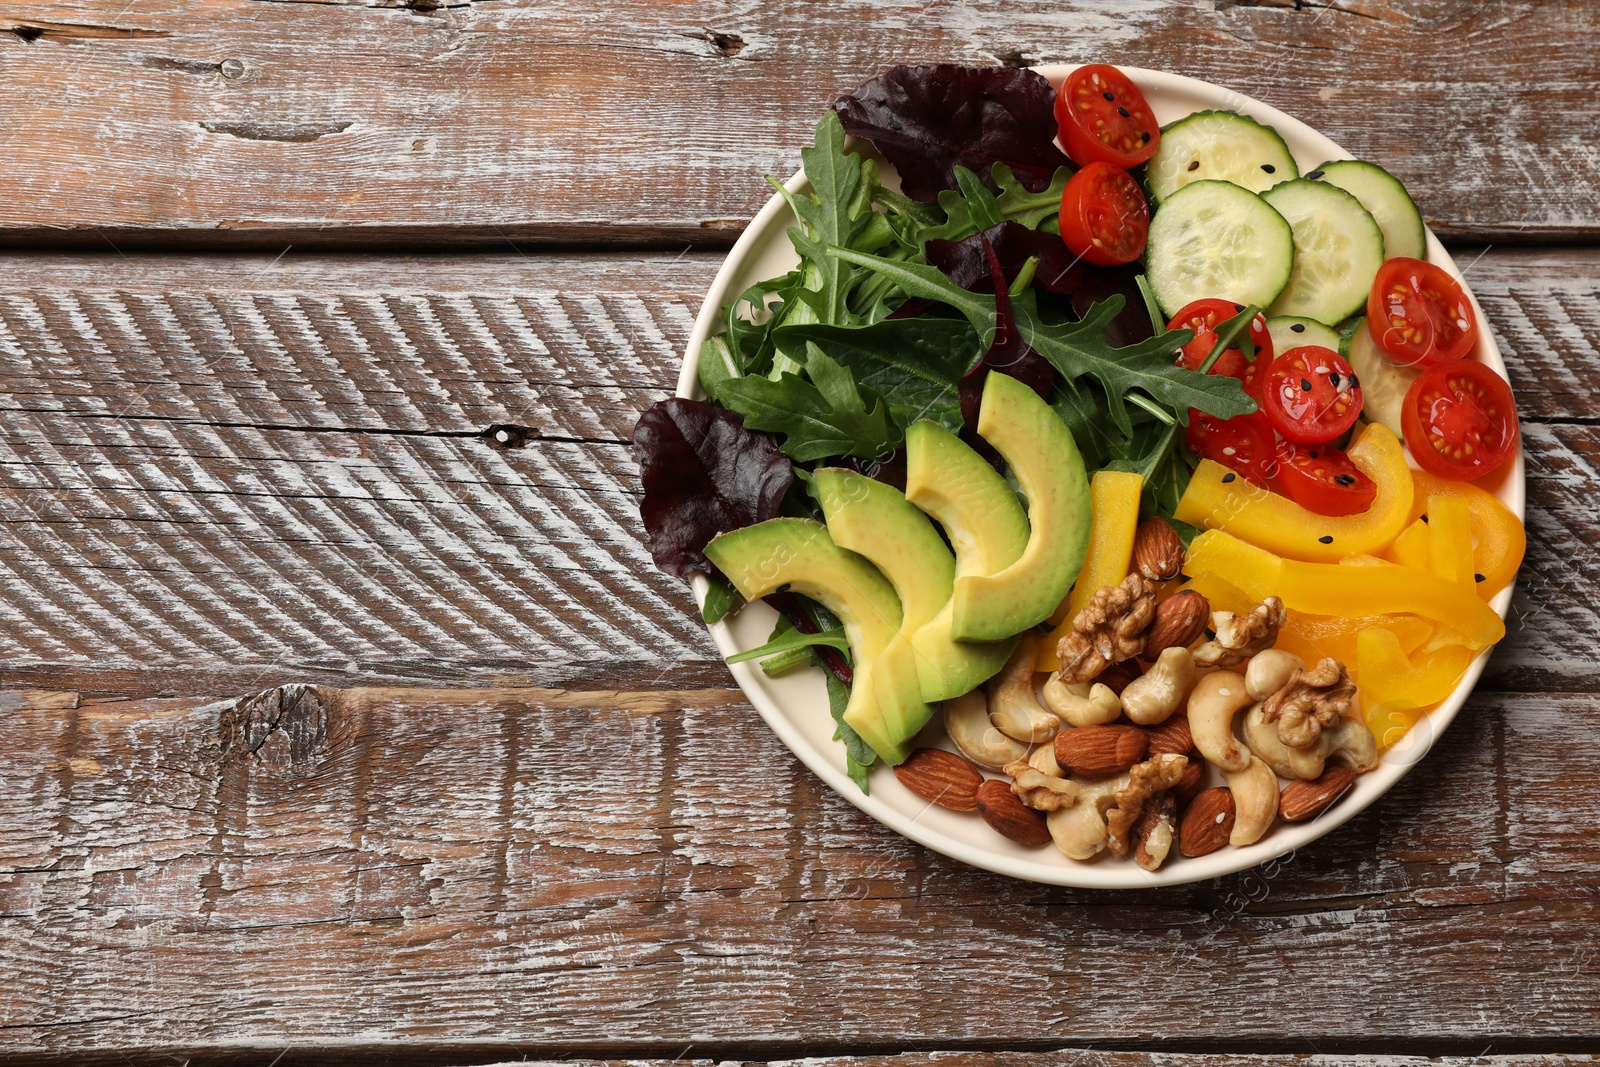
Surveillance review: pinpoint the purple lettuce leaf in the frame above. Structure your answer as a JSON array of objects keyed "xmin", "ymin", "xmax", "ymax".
[
  {"xmin": 833, "ymin": 64, "xmax": 1072, "ymax": 203},
  {"xmin": 958, "ymin": 235, "xmax": 1055, "ymax": 432},
  {"xmin": 633, "ymin": 397, "xmax": 793, "ymax": 580}
]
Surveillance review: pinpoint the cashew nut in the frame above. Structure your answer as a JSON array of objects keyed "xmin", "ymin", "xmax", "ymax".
[
  {"xmin": 1045, "ymin": 774, "xmax": 1129, "ymax": 860},
  {"xmin": 1005, "ymin": 762, "xmax": 1080, "ymax": 811},
  {"xmin": 1243, "ymin": 703, "xmax": 1378, "ymax": 780},
  {"xmin": 1120, "ymin": 646, "xmax": 1196, "ymax": 725},
  {"xmin": 1042, "ymin": 672, "xmax": 1122, "ymax": 726},
  {"xmin": 1225, "ymin": 754, "xmax": 1280, "ymax": 847},
  {"xmin": 1187, "ymin": 670, "xmax": 1254, "ymax": 774},
  {"xmin": 944, "ymin": 690, "xmax": 1028, "ymax": 771},
  {"xmin": 986, "ymin": 634, "xmax": 1059, "ymax": 743},
  {"xmin": 1027, "ymin": 743, "xmax": 1064, "ymax": 778},
  {"xmin": 1245, "ymin": 648, "xmax": 1305, "ymax": 701}
]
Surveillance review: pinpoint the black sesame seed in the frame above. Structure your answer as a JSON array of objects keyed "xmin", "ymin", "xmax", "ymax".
[
  {"xmin": 1261, "ymin": 163, "xmax": 1276, "ymax": 174},
  {"xmin": 1234, "ymin": 304, "xmax": 1245, "ymax": 313},
  {"xmin": 1290, "ymin": 322, "xmax": 1306, "ymax": 333},
  {"xmin": 1475, "ymin": 573, "xmax": 1487, "ymax": 583},
  {"xmin": 1420, "ymin": 514, "xmax": 1430, "ymax": 524},
  {"xmin": 1330, "ymin": 372, "xmax": 1341, "ymax": 388},
  {"xmin": 1350, "ymin": 374, "xmax": 1360, "ymax": 388},
  {"xmin": 1319, "ymin": 535, "xmax": 1334, "ymax": 544},
  {"xmin": 1222, "ymin": 472, "xmax": 1237, "ymax": 483},
  {"xmin": 1188, "ymin": 160, "xmax": 1200, "ymax": 172},
  {"xmin": 1142, "ymin": 130, "xmax": 1151, "ymax": 143},
  {"xmin": 1103, "ymin": 91, "xmax": 1115, "ymax": 101},
  {"xmin": 1309, "ymin": 451, "xmax": 1318, "ymax": 459},
  {"xmin": 1335, "ymin": 474, "xmax": 1355, "ymax": 485},
  {"xmin": 1301, "ymin": 378, "xmax": 1313, "ymax": 391},
  {"xmin": 1117, "ymin": 106, "xmax": 1130, "ymax": 117},
  {"xmin": 1307, "ymin": 169, "xmax": 1325, "ymax": 180}
]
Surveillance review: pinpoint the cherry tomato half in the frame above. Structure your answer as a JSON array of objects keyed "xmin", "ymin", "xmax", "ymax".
[
  {"xmin": 1187, "ymin": 410, "xmax": 1278, "ymax": 489},
  {"xmin": 1274, "ymin": 439, "xmax": 1377, "ymax": 517},
  {"xmin": 1401, "ymin": 359, "xmax": 1519, "ymax": 481},
  {"xmin": 1261, "ymin": 345, "xmax": 1364, "ymax": 444},
  {"xmin": 1169, "ymin": 298, "xmax": 1274, "ymax": 399},
  {"xmin": 1054, "ymin": 64, "xmax": 1160, "ymax": 169},
  {"xmin": 1058, "ymin": 161, "xmax": 1149, "ymax": 266},
  {"xmin": 1368, "ymin": 257, "xmax": 1477, "ymax": 369}
]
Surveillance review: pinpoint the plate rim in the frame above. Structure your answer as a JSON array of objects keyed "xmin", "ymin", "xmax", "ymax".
[{"xmin": 673, "ymin": 64, "xmax": 1524, "ymax": 888}]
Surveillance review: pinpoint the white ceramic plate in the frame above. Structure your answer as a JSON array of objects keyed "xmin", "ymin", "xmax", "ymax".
[{"xmin": 676, "ymin": 66, "xmax": 1523, "ymax": 888}]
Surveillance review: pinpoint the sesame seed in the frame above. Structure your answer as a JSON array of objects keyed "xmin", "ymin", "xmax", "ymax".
[
  {"xmin": 1350, "ymin": 374, "xmax": 1360, "ymax": 388},
  {"xmin": 1214, "ymin": 813, "xmax": 1226, "ymax": 825},
  {"xmin": 1103, "ymin": 91, "xmax": 1115, "ymax": 100},
  {"xmin": 1475, "ymin": 573, "xmax": 1487, "ymax": 582},
  {"xmin": 1222, "ymin": 446, "xmax": 1237, "ymax": 456},
  {"xmin": 1218, "ymin": 688, "xmax": 1232, "ymax": 697},
  {"xmin": 1309, "ymin": 451, "xmax": 1318, "ymax": 459},
  {"xmin": 1330, "ymin": 372, "xmax": 1341, "ymax": 387},
  {"xmin": 1291, "ymin": 322, "xmax": 1306, "ymax": 333},
  {"xmin": 1222, "ymin": 472, "xmax": 1237, "ymax": 483},
  {"xmin": 1234, "ymin": 304, "xmax": 1244, "ymax": 312},
  {"xmin": 1335, "ymin": 474, "xmax": 1355, "ymax": 485},
  {"xmin": 1421, "ymin": 514, "xmax": 1430, "ymax": 524},
  {"xmin": 1301, "ymin": 378, "xmax": 1313, "ymax": 391},
  {"xmin": 1261, "ymin": 164, "xmax": 1276, "ymax": 174},
  {"xmin": 1307, "ymin": 169, "xmax": 1324, "ymax": 180},
  {"xmin": 1117, "ymin": 106, "xmax": 1130, "ymax": 117},
  {"xmin": 1142, "ymin": 130, "xmax": 1151, "ymax": 143},
  {"xmin": 1319, "ymin": 535, "xmax": 1334, "ymax": 544},
  {"xmin": 1188, "ymin": 160, "xmax": 1200, "ymax": 171}
]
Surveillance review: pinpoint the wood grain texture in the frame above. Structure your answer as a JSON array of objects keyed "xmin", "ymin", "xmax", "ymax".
[
  {"xmin": 2, "ymin": 681, "xmax": 1599, "ymax": 1059},
  {"xmin": 0, "ymin": 0, "xmax": 1593, "ymax": 248},
  {"xmin": 0, "ymin": 249, "xmax": 1587, "ymax": 697}
]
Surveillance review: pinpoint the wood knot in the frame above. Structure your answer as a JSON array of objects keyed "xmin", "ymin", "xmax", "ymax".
[
  {"xmin": 482, "ymin": 423, "xmax": 533, "ymax": 450},
  {"xmin": 219, "ymin": 684, "xmax": 342, "ymax": 774}
]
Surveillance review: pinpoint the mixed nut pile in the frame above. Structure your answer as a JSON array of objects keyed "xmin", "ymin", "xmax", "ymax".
[{"xmin": 892, "ymin": 516, "xmax": 1379, "ymax": 869}]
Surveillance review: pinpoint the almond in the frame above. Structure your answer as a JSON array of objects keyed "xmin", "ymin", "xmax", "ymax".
[
  {"xmin": 1179, "ymin": 787, "xmax": 1236, "ymax": 857},
  {"xmin": 1172, "ymin": 756, "xmax": 1205, "ymax": 810},
  {"xmin": 1279, "ymin": 766, "xmax": 1360, "ymax": 822},
  {"xmin": 1145, "ymin": 589, "xmax": 1210, "ymax": 653},
  {"xmin": 1144, "ymin": 712, "xmax": 1194, "ymax": 757},
  {"xmin": 976, "ymin": 779, "xmax": 1051, "ymax": 846},
  {"xmin": 1133, "ymin": 516, "xmax": 1184, "ymax": 582},
  {"xmin": 892, "ymin": 748, "xmax": 983, "ymax": 811},
  {"xmin": 1054, "ymin": 724, "xmax": 1148, "ymax": 778}
]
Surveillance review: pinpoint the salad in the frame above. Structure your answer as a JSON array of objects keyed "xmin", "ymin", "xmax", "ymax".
[{"xmin": 632, "ymin": 63, "xmax": 1525, "ymax": 871}]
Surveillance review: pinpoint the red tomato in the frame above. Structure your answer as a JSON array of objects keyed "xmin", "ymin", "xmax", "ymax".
[
  {"xmin": 1261, "ymin": 345, "xmax": 1363, "ymax": 444},
  {"xmin": 1401, "ymin": 359, "xmax": 1519, "ymax": 480},
  {"xmin": 1186, "ymin": 410, "xmax": 1278, "ymax": 489},
  {"xmin": 1368, "ymin": 257, "xmax": 1477, "ymax": 369},
  {"xmin": 1168, "ymin": 298, "xmax": 1274, "ymax": 398},
  {"xmin": 1054, "ymin": 64, "xmax": 1160, "ymax": 168},
  {"xmin": 1058, "ymin": 162, "xmax": 1149, "ymax": 266},
  {"xmin": 1274, "ymin": 439, "xmax": 1377, "ymax": 516}
]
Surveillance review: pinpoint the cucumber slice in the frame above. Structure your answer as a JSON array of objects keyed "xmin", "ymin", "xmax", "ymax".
[
  {"xmin": 1312, "ymin": 159, "xmax": 1427, "ymax": 261},
  {"xmin": 1262, "ymin": 179, "xmax": 1386, "ymax": 325},
  {"xmin": 1147, "ymin": 110, "xmax": 1299, "ymax": 202},
  {"xmin": 1343, "ymin": 316, "xmax": 1419, "ymax": 440},
  {"xmin": 1266, "ymin": 315, "xmax": 1342, "ymax": 355},
  {"xmin": 1145, "ymin": 180, "xmax": 1294, "ymax": 316}
]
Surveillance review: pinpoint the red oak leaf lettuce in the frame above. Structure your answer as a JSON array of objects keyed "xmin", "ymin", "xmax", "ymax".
[
  {"xmin": 834, "ymin": 64, "xmax": 1072, "ymax": 202},
  {"xmin": 633, "ymin": 398, "xmax": 793, "ymax": 580},
  {"xmin": 958, "ymin": 235, "xmax": 1055, "ymax": 432}
]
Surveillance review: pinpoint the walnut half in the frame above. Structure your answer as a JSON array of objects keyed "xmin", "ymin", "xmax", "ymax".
[
  {"xmin": 1259, "ymin": 656, "xmax": 1357, "ymax": 749},
  {"xmin": 1193, "ymin": 596, "xmax": 1287, "ymax": 668},
  {"xmin": 1055, "ymin": 573, "xmax": 1157, "ymax": 684},
  {"xmin": 1104, "ymin": 752, "xmax": 1189, "ymax": 858}
]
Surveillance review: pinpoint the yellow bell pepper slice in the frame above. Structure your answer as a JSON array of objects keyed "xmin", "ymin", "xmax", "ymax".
[
  {"xmin": 1383, "ymin": 516, "xmax": 1431, "ymax": 571},
  {"xmin": 1174, "ymin": 423, "xmax": 1414, "ymax": 563},
  {"xmin": 1278, "ymin": 611, "xmax": 1434, "ymax": 670},
  {"xmin": 1406, "ymin": 470, "xmax": 1526, "ymax": 601},
  {"xmin": 1356, "ymin": 628, "xmax": 1477, "ymax": 708},
  {"xmin": 1367, "ymin": 700, "xmax": 1426, "ymax": 752},
  {"xmin": 1040, "ymin": 470, "xmax": 1142, "ymax": 669},
  {"xmin": 1428, "ymin": 495, "xmax": 1476, "ymax": 592},
  {"xmin": 1185, "ymin": 530, "xmax": 1505, "ymax": 650}
]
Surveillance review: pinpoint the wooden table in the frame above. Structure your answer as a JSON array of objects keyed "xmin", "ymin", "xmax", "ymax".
[{"xmin": 1, "ymin": 1, "xmax": 1597, "ymax": 1063}]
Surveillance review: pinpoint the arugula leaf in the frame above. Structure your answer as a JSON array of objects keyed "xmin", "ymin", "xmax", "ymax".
[
  {"xmin": 826, "ymin": 248, "xmax": 1256, "ymax": 437},
  {"xmin": 715, "ymin": 345, "xmax": 899, "ymax": 463},
  {"xmin": 1105, "ymin": 418, "xmax": 1189, "ymax": 519},
  {"xmin": 727, "ymin": 622, "xmax": 850, "ymax": 664},
  {"xmin": 775, "ymin": 316, "xmax": 977, "ymax": 432},
  {"xmin": 880, "ymin": 164, "xmax": 1071, "ymax": 250},
  {"xmin": 820, "ymin": 658, "xmax": 875, "ymax": 793},
  {"xmin": 701, "ymin": 575, "xmax": 741, "ymax": 624}
]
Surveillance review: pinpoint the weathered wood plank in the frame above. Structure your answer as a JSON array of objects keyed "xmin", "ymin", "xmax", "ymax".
[
  {"xmin": 0, "ymin": 683, "xmax": 1595, "ymax": 1058},
  {"xmin": 0, "ymin": 0, "xmax": 1593, "ymax": 247},
  {"xmin": 0, "ymin": 249, "xmax": 1585, "ymax": 695}
]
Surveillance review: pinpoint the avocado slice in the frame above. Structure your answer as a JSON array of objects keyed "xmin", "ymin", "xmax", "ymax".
[
  {"xmin": 901, "ymin": 420, "xmax": 1026, "ymax": 702},
  {"xmin": 703, "ymin": 517, "xmax": 929, "ymax": 765},
  {"xmin": 950, "ymin": 372, "xmax": 1092, "ymax": 643},
  {"xmin": 815, "ymin": 466, "xmax": 999, "ymax": 745}
]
